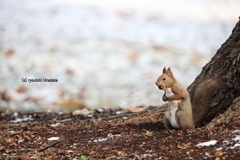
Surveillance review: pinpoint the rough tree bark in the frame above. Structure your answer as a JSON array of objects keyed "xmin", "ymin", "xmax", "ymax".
[
  {"xmin": 189, "ymin": 18, "xmax": 240, "ymax": 125},
  {"xmin": 122, "ymin": 18, "xmax": 240, "ymax": 128}
]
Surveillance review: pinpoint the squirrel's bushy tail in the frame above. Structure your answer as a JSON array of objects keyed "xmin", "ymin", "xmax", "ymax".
[{"xmin": 190, "ymin": 78, "xmax": 223, "ymax": 125}]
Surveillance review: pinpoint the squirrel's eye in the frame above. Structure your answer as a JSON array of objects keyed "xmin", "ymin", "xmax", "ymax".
[{"xmin": 163, "ymin": 78, "xmax": 166, "ymax": 81}]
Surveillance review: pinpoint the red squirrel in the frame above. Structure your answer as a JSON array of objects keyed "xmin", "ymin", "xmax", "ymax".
[
  {"xmin": 156, "ymin": 67, "xmax": 223, "ymax": 129},
  {"xmin": 156, "ymin": 67, "xmax": 193, "ymax": 129}
]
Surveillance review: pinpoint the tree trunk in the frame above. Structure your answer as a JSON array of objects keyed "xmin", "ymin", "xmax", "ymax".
[
  {"xmin": 122, "ymin": 18, "xmax": 240, "ymax": 127},
  {"xmin": 188, "ymin": 18, "xmax": 240, "ymax": 126},
  {"xmin": 188, "ymin": 18, "xmax": 240, "ymax": 124}
]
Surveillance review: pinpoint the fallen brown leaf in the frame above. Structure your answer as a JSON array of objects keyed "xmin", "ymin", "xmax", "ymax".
[
  {"xmin": 215, "ymin": 151, "xmax": 223, "ymax": 157},
  {"xmin": 125, "ymin": 51, "xmax": 139, "ymax": 60},
  {"xmin": 145, "ymin": 130, "xmax": 153, "ymax": 137},
  {"xmin": 54, "ymin": 100, "xmax": 85, "ymax": 111},
  {"xmin": 5, "ymin": 49, "xmax": 15, "ymax": 57},
  {"xmin": 16, "ymin": 86, "xmax": 26, "ymax": 93}
]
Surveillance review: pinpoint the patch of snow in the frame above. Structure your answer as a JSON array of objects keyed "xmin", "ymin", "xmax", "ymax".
[
  {"xmin": 51, "ymin": 123, "xmax": 61, "ymax": 127},
  {"xmin": 223, "ymin": 140, "xmax": 231, "ymax": 145},
  {"xmin": 93, "ymin": 137, "xmax": 108, "ymax": 142},
  {"xmin": 18, "ymin": 139, "xmax": 24, "ymax": 143},
  {"xmin": 205, "ymin": 152, "xmax": 210, "ymax": 157},
  {"xmin": 91, "ymin": 134, "xmax": 123, "ymax": 143},
  {"xmin": 142, "ymin": 154, "xmax": 153, "ymax": 158},
  {"xmin": 233, "ymin": 135, "xmax": 240, "ymax": 141},
  {"xmin": 13, "ymin": 112, "xmax": 18, "ymax": 117},
  {"xmin": 233, "ymin": 130, "xmax": 240, "ymax": 133},
  {"xmin": 96, "ymin": 108, "xmax": 104, "ymax": 112},
  {"xmin": 48, "ymin": 137, "xmax": 60, "ymax": 141},
  {"xmin": 230, "ymin": 143, "xmax": 240, "ymax": 149},
  {"xmin": 87, "ymin": 114, "xmax": 93, "ymax": 118},
  {"xmin": 116, "ymin": 111, "xmax": 122, "ymax": 115},
  {"xmin": 113, "ymin": 134, "xmax": 121, "ymax": 137},
  {"xmin": 216, "ymin": 147, "xmax": 223, "ymax": 151},
  {"xmin": 196, "ymin": 140, "xmax": 217, "ymax": 147},
  {"xmin": 11, "ymin": 116, "xmax": 34, "ymax": 123}
]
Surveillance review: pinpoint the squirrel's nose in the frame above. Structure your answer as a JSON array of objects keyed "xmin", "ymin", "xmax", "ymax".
[{"xmin": 155, "ymin": 82, "xmax": 158, "ymax": 86}]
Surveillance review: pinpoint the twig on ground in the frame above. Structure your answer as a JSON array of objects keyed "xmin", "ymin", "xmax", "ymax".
[
  {"xmin": 37, "ymin": 140, "xmax": 60, "ymax": 152},
  {"xmin": 99, "ymin": 112, "xmax": 140, "ymax": 121}
]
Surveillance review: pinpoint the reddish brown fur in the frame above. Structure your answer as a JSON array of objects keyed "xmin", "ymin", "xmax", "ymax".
[
  {"xmin": 169, "ymin": 85, "xmax": 185, "ymax": 101},
  {"xmin": 156, "ymin": 68, "xmax": 184, "ymax": 101},
  {"xmin": 156, "ymin": 68, "xmax": 174, "ymax": 89},
  {"xmin": 156, "ymin": 67, "xmax": 193, "ymax": 129}
]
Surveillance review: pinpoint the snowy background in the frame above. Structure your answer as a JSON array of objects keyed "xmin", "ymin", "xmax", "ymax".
[{"xmin": 0, "ymin": 0, "xmax": 239, "ymax": 112}]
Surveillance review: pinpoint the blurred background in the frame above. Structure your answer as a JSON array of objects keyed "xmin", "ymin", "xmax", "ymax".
[{"xmin": 0, "ymin": 0, "xmax": 240, "ymax": 112}]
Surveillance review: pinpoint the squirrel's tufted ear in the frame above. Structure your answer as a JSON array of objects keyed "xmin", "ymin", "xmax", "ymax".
[
  {"xmin": 166, "ymin": 67, "xmax": 174, "ymax": 79},
  {"xmin": 163, "ymin": 67, "xmax": 167, "ymax": 74},
  {"xmin": 167, "ymin": 67, "xmax": 171, "ymax": 72}
]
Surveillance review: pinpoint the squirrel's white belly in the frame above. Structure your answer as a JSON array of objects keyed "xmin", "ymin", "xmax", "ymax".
[
  {"xmin": 169, "ymin": 105, "xmax": 179, "ymax": 128},
  {"xmin": 166, "ymin": 88, "xmax": 181, "ymax": 128}
]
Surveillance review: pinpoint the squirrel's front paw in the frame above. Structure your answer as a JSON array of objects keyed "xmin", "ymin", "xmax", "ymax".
[
  {"xmin": 163, "ymin": 96, "xmax": 169, "ymax": 102},
  {"xmin": 168, "ymin": 97, "xmax": 173, "ymax": 101}
]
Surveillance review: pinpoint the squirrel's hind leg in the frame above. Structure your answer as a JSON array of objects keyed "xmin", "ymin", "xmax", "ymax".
[
  {"xmin": 164, "ymin": 110, "xmax": 173, "ymax": 129},
  {"xmin": 177, "ymin": 111, "xmax": 193, "ymax": 129}
]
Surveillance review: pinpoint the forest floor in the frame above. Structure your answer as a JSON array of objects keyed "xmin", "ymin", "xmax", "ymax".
[{"xmin": 1, "ymin": 107, "xmax": 240, "ymax": 160}]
